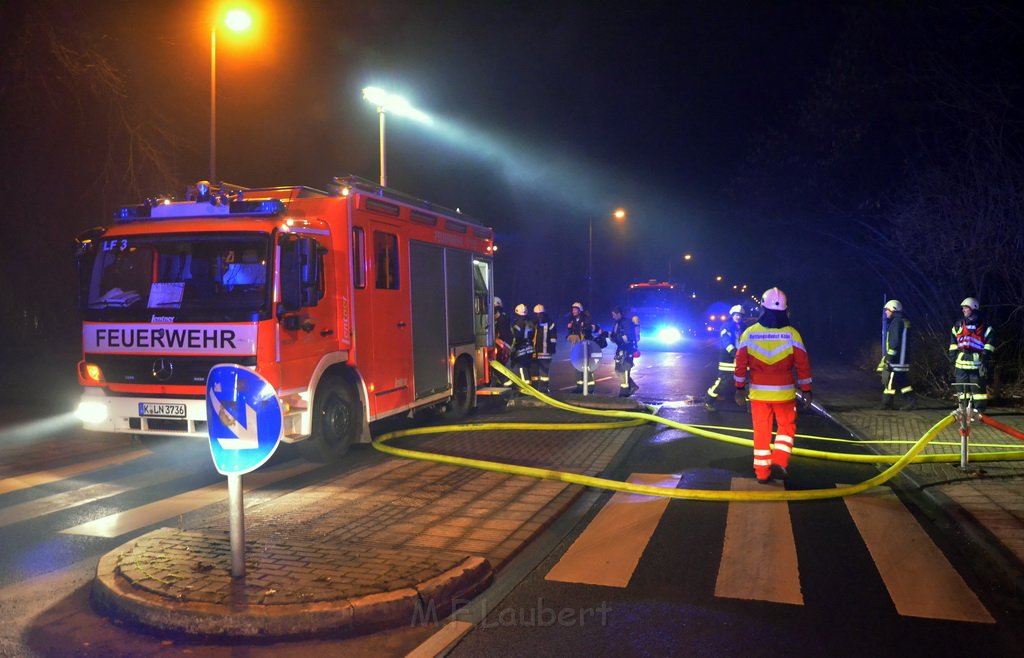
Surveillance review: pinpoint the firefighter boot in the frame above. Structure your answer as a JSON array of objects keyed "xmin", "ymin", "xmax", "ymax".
[
  {"xmin": 770, "ymin": 464, "xmax": 788, "ymax": 481},
  {"xmin": 900, "ymin": 393, "xmax": 917, "ymax": 411},
  {"xmin": 704, "ymin": 396, "xmax": 716, "ymax": 412},
  {"xmin": 880, "ymin": 393, "xmax": 894, "ymax": 410}
]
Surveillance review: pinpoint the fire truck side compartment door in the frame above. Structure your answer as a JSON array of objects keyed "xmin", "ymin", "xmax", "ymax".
[
  {"xmin": 367, "ymin": 224, "xmax": 413, "ymax": 413},
  {"xmin": 410, "ymin": 241, "xmax": 449, "ymax": 398}
]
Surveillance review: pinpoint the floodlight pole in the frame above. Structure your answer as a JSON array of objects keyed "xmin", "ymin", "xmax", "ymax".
[
  {"xmin": 210, "ymin": 28, "xmax": 217, "ymax": 183},
  {"xmin": 377, "ymin": 107, "xmax": 387, "ymax": 187}
]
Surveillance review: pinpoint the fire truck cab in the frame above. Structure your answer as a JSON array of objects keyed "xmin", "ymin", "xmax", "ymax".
[
  {"xmin": 625, "ymin": 280, "xmax": 698, "ymax": 350},
  {"xmin": 74, "ymin": 176, "xmax": 496, "ymax": 461}
]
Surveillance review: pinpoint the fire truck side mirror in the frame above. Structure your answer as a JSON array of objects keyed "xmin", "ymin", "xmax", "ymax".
[{"xmin": 278, "ymin": 236, "xmax": 323, "ymax": 314}]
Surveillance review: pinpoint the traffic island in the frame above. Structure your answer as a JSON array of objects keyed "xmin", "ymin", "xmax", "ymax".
[{"xmin": 91, "ymin": 527, "xmax": 492, "ymax": 640}]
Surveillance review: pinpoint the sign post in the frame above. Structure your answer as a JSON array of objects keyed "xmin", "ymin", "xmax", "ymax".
[
  {"xmin": 570, "ymin": 340, "xmax": 603, "ymax": 397},
  {"xmin": 206, "ymin": 364, "xmax": 283, "ymax": 578}
]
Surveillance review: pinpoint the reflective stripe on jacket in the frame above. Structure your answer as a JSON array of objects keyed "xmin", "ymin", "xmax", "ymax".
[
  {"xmin": 948, "ymin": 316, "xmax": 994, "ymax": 370},
  {"xmin": 734, "ymin": 322, "xmax": 813, "ymax": 402}
]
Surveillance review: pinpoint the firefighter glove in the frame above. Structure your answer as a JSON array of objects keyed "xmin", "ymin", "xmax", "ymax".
[
  {"xmin": 875, "ymin": 358, "xmax": 887, "ymax": 373},
  {"xmin": 801, "ymin": 390, "xmax": 814, "ymax": 409},
  {"xmin": 979, "ymin": 363, "xmax": 988, "ymax": 379},
  {"xmin": 734, "ymin": 389, "xmax": 747, "ymax": 407}
]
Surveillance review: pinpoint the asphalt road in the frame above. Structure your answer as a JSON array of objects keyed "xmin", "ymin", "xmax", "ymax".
[{"xmin": 1, "ymin": 341, "xmax": 1023, "ymax": 656}]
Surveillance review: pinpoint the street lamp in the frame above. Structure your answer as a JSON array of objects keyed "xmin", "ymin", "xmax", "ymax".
[
  {"xmin": 210, "ymin": 6, "xmax": 255, "ymax": 183},
  {"xmin": 362, "ymin": 86, "xmax": 433, "ymax": 187},
  {"xmin": 588, "ymin": 208, "xmax": 627, "ymax": 310}
]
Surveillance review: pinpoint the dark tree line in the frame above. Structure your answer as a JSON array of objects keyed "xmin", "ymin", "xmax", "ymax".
[
  {"xmin": 0, "ymin": 2, "xmax": 183, "ymax": 360},
  {"xmin": 732, "ymin": 3, "xmax": 1024, "ymax": 397}
]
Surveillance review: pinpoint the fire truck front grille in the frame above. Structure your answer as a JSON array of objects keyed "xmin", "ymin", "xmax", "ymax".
[{"xmin": 87, "ymin": 354, "xmax": 257, "ymax": 387}]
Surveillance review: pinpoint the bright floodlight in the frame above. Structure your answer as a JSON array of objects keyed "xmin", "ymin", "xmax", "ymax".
[
  {"xmin": 362, "ymin": 87, "xmax": 433, "ymax": 124},
  {"xmin": 224, "ymin": 8, "xmax": 253, "ymax": 32}
]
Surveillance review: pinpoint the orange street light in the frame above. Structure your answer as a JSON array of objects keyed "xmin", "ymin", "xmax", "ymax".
[
  {"xmin": 211, "ymin": 6, "xmax": 256, "ymax": 182},
  {"xmin": 589, "ymin": 208, "xmax": 627, "ymax": 310}
]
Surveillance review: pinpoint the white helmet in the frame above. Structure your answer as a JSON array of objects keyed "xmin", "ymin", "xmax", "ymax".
[
  {"xmin": 761, "ymin": 287, "xmax": 788, "ymax": 311},
  {"xmin": 514, "ymin": 303, "xmax": 527, "ymax": 316},
  {"xmin": 533, "ymin": 304, "xmax": 545, "ymax": 313},
  {"xmin": 729, "ymin": 304, "xmax": 744, "ymax": 316},
  {"xmin": 493, "ymin": 297, "xmax": 503, "ymax": 308},
  {"xmin": 961, "ymin": 297, "xmax": 979, "ymax": 311},
  {"xmin": 883, "ymin": 299, "xmax": 903, "ymax": 313},
  {"xmin": 571, "ymin": 301, "xmax": 584, "ymax": 311}
]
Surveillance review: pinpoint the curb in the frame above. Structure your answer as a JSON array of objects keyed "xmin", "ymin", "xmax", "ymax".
[{"xmin": 91, "ymin": 534, "xmax": 493, "ymax": 640}]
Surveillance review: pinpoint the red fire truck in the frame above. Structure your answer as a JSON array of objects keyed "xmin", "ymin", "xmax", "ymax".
[{"xmin": 74, "ymin": 176, "xmax": 496, "ymax": 461}]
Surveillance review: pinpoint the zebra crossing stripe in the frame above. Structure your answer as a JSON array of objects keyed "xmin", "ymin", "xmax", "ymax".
[
  {"xmin": 842, "ymin": 486, "xmax": 994, "ymax": 623},
  {"xmin": 0, "ymin": 449, "xmax": 150, "ymax": 496},
  {"xmin": 60, "ymin": 461, "xmax": 319, "ymax": 538},
  {"xmin": 0, "ymin": 467, "xmax": 183, "ymax": 528},
  {"xmin": 716, "ymin": 477, "xmax": 803, "ymax": 605},
  {"xmin": 545, "ymin": 473, "xmax": 680, "ymax": 587}
]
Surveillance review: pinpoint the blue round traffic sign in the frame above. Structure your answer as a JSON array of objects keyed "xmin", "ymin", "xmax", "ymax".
[{"xmin": 206, "ymin": 364, "xmax": 283, "ymax": 475}]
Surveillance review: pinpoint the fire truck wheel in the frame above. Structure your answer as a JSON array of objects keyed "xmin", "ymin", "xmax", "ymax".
[
  {"xmin": 442, "ymin": 358, "xmax": 475, "ymax": 420},
  {"xmin": 301, "ymin": 376, "xmax": 359, "ymax": 462}
]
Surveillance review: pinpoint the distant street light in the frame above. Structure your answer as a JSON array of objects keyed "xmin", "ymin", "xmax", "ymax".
[
  {"xmin": 210, "ymin": 6, "xmax": 255, "ymax": 183},
  {"xmin": 362, "ymin": 87, "xmax": 433, "ymax": 187},
  {"xmin": 588, "ymin": 208, "xmax": 627, "ymax": 310}
]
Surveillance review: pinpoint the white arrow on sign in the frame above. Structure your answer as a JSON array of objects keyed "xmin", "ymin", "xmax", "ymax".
[{"xmin": 210, "ymin": 394, "xmax": 259, "ymax": 450}]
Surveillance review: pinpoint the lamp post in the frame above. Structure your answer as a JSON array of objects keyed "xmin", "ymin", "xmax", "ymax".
[
  {"xmin": 210, "ymin": 7, "xmax": 254, "ymax": 183},
  {"xmin": 362, "ymin": 87, "xmax": 432, "ymax": 188},
  {"xmin": 587, "ymin": 208, "xmax": 626, "ymax": 311}
]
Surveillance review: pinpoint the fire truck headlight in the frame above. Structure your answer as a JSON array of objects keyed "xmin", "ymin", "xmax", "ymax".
[
  {"xmin": 75, "ymin": 401, "xmax": 108, "ymax": 424},
  {"xmin": 656, "ymin": 327, "xmax": 683, "ymax": 344}
]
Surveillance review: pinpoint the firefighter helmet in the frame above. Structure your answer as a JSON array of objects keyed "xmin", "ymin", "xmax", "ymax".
[
  {"xmin": 533, "ymin": 304, "xmax": 545, "ymax": 314},
  {"xmin": 571, "ymin": 302, "xmax": 584, "ymax": 311},
  {"xmin": 960, "ymin": 297, "xmax": 979, "ymax": 311},
  {"xmin": 883, "ymin": 299, "xmax": 903, "ymax": 313},
  {"xmin": 514, "ymin": 303, "xmax": 527, "ymax": 316},
  {"xmin": 729, "ymin": 304, "xmax": 744, "ymax": 316},
  {"xmin": 761, "ymin": 287, "xmax": 788, "ymax": 311},
  {"xmin": 494, "ymin": 297, "xmax": 503, "ymax": 308}
]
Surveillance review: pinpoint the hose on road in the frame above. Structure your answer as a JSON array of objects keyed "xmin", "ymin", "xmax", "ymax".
[{"xmin": 372, "ymin": 362, "xmax": 1023, "ymax": 500}]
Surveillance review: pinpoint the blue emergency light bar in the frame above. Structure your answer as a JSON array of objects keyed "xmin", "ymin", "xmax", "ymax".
[{"xmin": 114, "ymin": 198, "xmax": 286, "ymax": 222}]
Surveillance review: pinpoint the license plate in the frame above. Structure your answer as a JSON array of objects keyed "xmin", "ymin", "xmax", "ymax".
[{"xmin": 138, "ymin": 403, "xmax": 187, "ymax": 418}]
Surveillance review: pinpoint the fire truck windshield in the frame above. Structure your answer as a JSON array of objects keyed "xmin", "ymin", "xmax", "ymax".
[{"xmin": 81, "ymin": 233, "xmax": 271, "ymax": 321}]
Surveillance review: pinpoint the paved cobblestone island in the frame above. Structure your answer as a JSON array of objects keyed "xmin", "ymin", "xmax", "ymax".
[{"xmin": 92, "ymin": 401, "xmax": 647, "ymax": 639}]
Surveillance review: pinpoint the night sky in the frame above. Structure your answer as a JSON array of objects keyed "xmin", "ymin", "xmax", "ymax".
[
  {"xmin": 110, "ymin": 0, "xmax": 843, "ymax": 311},
  {"xmin": 3, "ymin": 1, "xmax": 1022, "ymax": 363}
]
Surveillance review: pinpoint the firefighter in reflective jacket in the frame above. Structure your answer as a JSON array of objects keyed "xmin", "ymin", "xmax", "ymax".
[
  {"xmin": 510, "ymin": 304, "xmax": 537, "ymax": 385},
  {"xmin": 734, "ymin": 287, "xmax": 813, "ymax": 483},
  {"xmin": 610, "ymin": 307, "xmax": 640, "ymax": 397},
  {"xmin": 877, "ymin": 299, "xmax": 916, "ymax": 410},
  {"xmin": 531, "ymin": 304, "xmax": 557, "ymax": 393},
  {"xmin": 948, "ymin": 297, "xmax": 995, "ymax": 412},
  {"xmin": 705, "ymin": 304, "xmax": 744, "ymax": 411},
  {"xmin": 493, "ymin": 297, "xmax": 514, "ymax": 387}
]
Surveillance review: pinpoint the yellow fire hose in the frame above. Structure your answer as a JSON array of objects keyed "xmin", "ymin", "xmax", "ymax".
[{"xmin": 371, "ymin": 362, "xmax": 1019, "ymax": 501}]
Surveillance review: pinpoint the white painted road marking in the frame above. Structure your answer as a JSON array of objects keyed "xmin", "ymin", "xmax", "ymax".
[
  {"xmin": 843, "ymin": 486, "xmax": 994, "ymax": 623},
  {"xmin": 546, "ymin": 473, "xmax": 680, "ymax": 587},
  {"xmin": 716, "ymin": 477, "xmax": 803, "ymax": 605}
]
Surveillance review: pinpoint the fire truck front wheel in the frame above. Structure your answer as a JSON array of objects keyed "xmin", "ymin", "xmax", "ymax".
[{"xmin": 301, "ymin": 376, "xmax": 360, "ymax": 462}]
